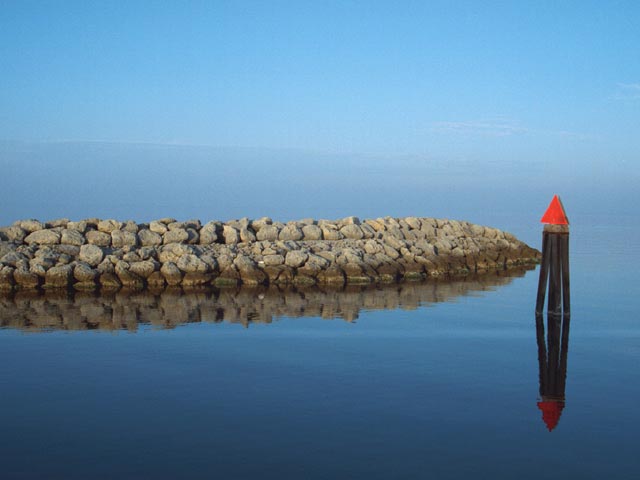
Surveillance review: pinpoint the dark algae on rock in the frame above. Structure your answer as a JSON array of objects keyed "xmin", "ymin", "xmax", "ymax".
[{"xmin": 0, "ymin": 215, "xmax": 540, "ymax": 292}]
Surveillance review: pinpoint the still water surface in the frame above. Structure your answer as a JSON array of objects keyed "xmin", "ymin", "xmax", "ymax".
[
  {"xmin": 1, "ymin": 220, "xmax": 638, "ymax": 479},
  {"xmin": 1, "ymin": 144, "xmax": 638, "ymax": 479}
]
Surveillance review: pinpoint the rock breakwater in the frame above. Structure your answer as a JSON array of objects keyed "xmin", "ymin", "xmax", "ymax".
[{"xmin": 0, "ymin": 216, "xmax": 540, "ymax": 291}]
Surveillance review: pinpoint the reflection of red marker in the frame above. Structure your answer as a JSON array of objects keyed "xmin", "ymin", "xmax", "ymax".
[
  {"xmin": 541, "ymin": 194, "xmax": 569, "ymax": 225},
  {"xmin": 537, "ymin": 400, "xmax": 565, "ymax": 432}
]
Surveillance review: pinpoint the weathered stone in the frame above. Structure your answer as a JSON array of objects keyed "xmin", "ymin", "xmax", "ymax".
[
  {"xmin": 285, "ymin": 250, "xmax": 308, "ymax": 268},
  {"xmin": 301, "ymin": 225, "xmax": 322, "ymax": 240},
  {"xmin": 122, "ymin": 221, "xmax": 139, "ymax": 233},
  {"xmin": 240, "ymin": 228, "xmax": 257, "ymax": 243},
  {"xmin": 320, "ymin": 225, "xmax": 342, "ymax": 241},
  {"xmin": 341, "ymin": 224, "xmax": 364, "ymax": 240},
  {"xmin": 19, "ymin": 219, "xmax": 45, "ymax": 233},
  {"xmin": 45, "ymin": 264, "xmax": 73, "ymax": 288},
  {"xmin": 251, "ymin": 217, "xmax": 272, "ymax": 231},
  {"xmin": 263, "ymin": 254, "xmax": 285, "ymax": 266},
  {"xmin": 138, "ymin": 229, "xmax": 162, "ymax": 247},
  {"xmin": 4, "ymin": 226, "xmax": 27, "ymax": 243},
  {"xmin": 1, "ymin": 251, "xmax": 29, "ymax": 267},
  {"xmin": 24, "ymin": 230, "xmax": 61, "ymax": 245},
  {"xmin": 98, "ymin": 272, "xmax": 121, "ymax": 289},
  {"xmin": 14, "ymin": 268, "xmax": 40, "ymax": 288},
  {"xmin": 160, "ymin": 262, "xmax": 182, "ymax": 285},
  {"xmin": 177, "ymin": 254, "xmax": 209, "ymax": 274},
  {"xmin": 129, "ymin": 260, "xmax": 158, "ymax": 278},
  {"xmin": 66, "ymin": 221, "xmax": 87, "ymax": 233},
  {"xmin": 61, "ymin": 229, "xmax": 85, "ymax": 246},
  {"xmin": 111, "ymin": 230, "xmax": 138, "ymax": 248},
  {"xmin": 48, "ymin": 218, "xmax": 70, "ymax": 228},
  {"xmin": 79, "ymin": 244, "xmax": 104, "ymax": 267},
  {"xmin": 222, "ymin": 225, "xmax": 240, "ymax": 245},
  {"xmin": 73, "ymin": 262, "xmax": 97, "ymax": 283},
  {"xmin": 256, "ymin": 225, "xmax": 279, "ymax": 242},
  {"xmin": 149, "ymin": 221, "xmax": 168, "ymax": 234},
  {"xmin": 199, "ymin": 222, "xmax": 221, "ymax": 245},
  {"xmin": 97, "ymin": 219, "xmax": 122, "ymax": 233},
  {"xmin": 163, "ymin": 229, "xmax": 189, "ymax": 244},
  {"xmin": 0, "ymin": 265, "xmax": 15, "ymax": 288},
  {"xmin": 279, "ymin": 225, "xmax": 303, "ymax": 241},
  {"xmin": 115, "ymin": 261, "xmax": 145, "ymax": 289},
  {"xmin": 234, "ymin": 255, "xmax": 266, "ymax": 285},
  {"xmin": 86, "ymin": 230, "xmax": 111, "ymax": 246},
  {"xmin": 158, "ymin": 243, "xmax": 195, "ymax": 263},
  {"xmin": 147, "ymin": 271, "xmax": 166, "ymax": 287}
]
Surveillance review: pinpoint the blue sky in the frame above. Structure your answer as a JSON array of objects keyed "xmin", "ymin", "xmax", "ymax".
[
  {"xmin": 2, "ymin": 1, "xmax": 639, "ymax": 159},
  {"xmin": 1, "ymin": 1, "xmax": 639, "ymax": 229}
]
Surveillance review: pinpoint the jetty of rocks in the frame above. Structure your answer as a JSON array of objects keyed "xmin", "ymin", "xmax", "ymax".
[{"xmin": 0, "ymin": 216, "xmax": 540, "ymax": 291}]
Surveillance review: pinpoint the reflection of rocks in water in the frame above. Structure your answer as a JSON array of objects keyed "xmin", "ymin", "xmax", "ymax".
[{"xmin": 0, "ymin": 267, "xmax": 532, "ymax": 332}]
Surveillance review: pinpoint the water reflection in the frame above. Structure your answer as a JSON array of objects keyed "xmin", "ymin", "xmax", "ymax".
[
  {"xmin": 0, "ymin": 268, "xmax": 532, "ymax": 332},
  {"xmin": 536, "ymin": 313, "xmax": 571, "ymax": 431}
]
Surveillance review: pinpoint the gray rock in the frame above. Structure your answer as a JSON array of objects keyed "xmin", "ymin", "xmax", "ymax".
[
  {"xmin": 112, "ymin": 230, "xmax": 138, "ymax": 248},
  {"xmin": 160, "ymin": 262, "xmax": 183, "ymax": 285},
  {"xmin": 302, "ymin": 225, "xmax": 323, "ymax": 240},
  {"xmin": 222, "ymin": 225, "xmax": 240, "ymax": 245},
  {"xmin": 74, "ymin": 262, "xmax": 97, "ymax": 282},
  {"xmin": 47, "ymin": 218, "xmax": 70, "ymax": 228},
  {"xmin": 20, "ymin": 219, "xmax": 45, "ymax": 233},
  {"xmin": 320, "ymin": 225, "xmax": 342, "ymax": 240},
  {"xmin": 279, "ymin": 225, "xmax": 303, "ymax": 241},
  {"xmin": 149, "ymin": 221, "xmax": 168, "ymax": 234},
  {"xmin": 79, "ymin": 244, "xmax": 104, "ymax": 267},
  {"xmin": 121, "ymin": 220, "xmax": 139, "ymax": 233},
  {"xmin": 177, "ymin": 254, "xmax": 209, "ymax": 274},
  {"xmin": 24, "ymin": 230, "xmax": 61, "ymax": 245},
  {"xmin": 14, "ymin": 268, "xmax": 40, "ymax": 288},
  {"xmin": 240, "ymin": 228, "xmax": 257, "ymax": 243},
  {"xmin": 66, "ymin": 221, "xmax": 87, "ymax": 233},
  {"xmin": 5, "ymin": 226, "xmax": 27, "ymax": 243},
  {"xmin": 285, "ymin": 250, "xmax": 308, "ymax": 268},
  {"xmin": 138, "ymin": 229, "xmax": 162, "ymax": 247},
  {"xmin": 97, "ymin": 219, "xmax": 122, "ymax": 233},
  {"xmin": 163, "ymin": 229, "xmax": 189, "ymax": 244},
  {"xmin": 256, "ymin": 225, "xmax": 279, "ymax": 241},
  {"xmin": 86, "ymin": 230, "xmax": 112, "ymax": 246},
  {"xmin": 0, "ymin": 265, "xmax": 15, "ymax": 288},
  {"xmin": 45, "ymin": 264, "xmax": 73, "ymax": 287},
  {"xmin": 1, "ymin": 251, "xmax": 29, "ymax": 267},
  {"xmin": 199, "ymin": 222, "xmax": 221, "ymax": 245},
  {"xmin": 61, "ymin": 229, "xmax": 85, "ymax": 246},
  {"xmin": 129, "ymin": 260, "xmax": 158, "ymax": 278},
  {"xmin": 341, "ymin": 224, "xmax": 364, "ymax": 240},
  {"xmin": 158, "ymin": 243, "xmax": 195, "ymax": 263},
  {"xmin": 251, "ymin": 217, "xmax": 272, "ymax": 231},
  {"xmin": 263, "ymin": 254, "xmax": 285, "ymax": 266}
]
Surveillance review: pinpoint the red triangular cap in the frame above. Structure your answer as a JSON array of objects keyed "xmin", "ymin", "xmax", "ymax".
[
  {"xmin": 540, "ymin": 195, "xmax": 569, "ymax": 225},
  {"xmin": 537, "ymin": 400, "xmax": 565, "ymax": 431}
]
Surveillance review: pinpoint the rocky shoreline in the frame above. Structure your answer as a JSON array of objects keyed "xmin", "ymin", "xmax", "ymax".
[{"xmin": 0, "ymin": 216, "xmax": 540, "ymax": 291}]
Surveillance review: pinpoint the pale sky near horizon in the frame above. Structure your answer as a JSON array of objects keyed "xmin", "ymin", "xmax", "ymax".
[{"xmin": 1, "ymin": 1, "xmax": 639, "ymax": 170}]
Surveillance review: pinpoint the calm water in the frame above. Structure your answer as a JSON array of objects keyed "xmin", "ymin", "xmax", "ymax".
[{"xmin": 1, "ymin": 144, "xmax": 639, "ymax": 479}]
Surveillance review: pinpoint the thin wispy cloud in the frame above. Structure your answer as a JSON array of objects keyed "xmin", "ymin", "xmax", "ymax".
[
  {"xmin": 429, "ymin": 120, "xmax": 528, "ymax": 137},
  {"xmin": 612, "ymin": 83, "xmax": 640, "ymax": 100}
]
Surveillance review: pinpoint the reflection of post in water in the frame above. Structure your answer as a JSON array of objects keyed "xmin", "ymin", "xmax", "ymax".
[
  {"xmin": 536, "ymin": 312, "xmax": 570, "ymax": 431},
  {"xmin": 534, "ymin": 195, "xmax": 571, "ymax": 431}
]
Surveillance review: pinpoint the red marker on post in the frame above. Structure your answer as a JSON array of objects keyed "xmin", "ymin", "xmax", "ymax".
[{"xmin": 536, "ymin": 195, "xmax": 570, "ymax": 315}]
